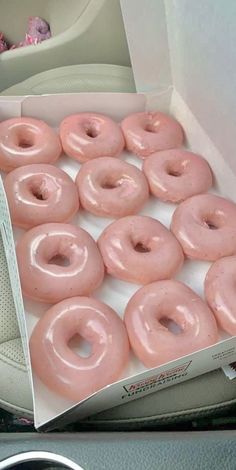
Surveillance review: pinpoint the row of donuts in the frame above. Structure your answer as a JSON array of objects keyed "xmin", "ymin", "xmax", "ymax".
[
  {"xmin": 6, "ymin": 153, "xmax": 236, "ymax": 265},
  {"xmin": 0, "ymin": 111, "xmax": 184, "ymax": 172},
  {"xmin": 4, "ymin": 150, "xmax": 214, "ymax": 228},
  {"xmin": 30, "ymin": 278, "xmax": 220, "ymax": 402},
  {"xmin": 0, "ymin": 111, "xmax": 214, "ymax": 229},
  {"xmin": 16, "ymin": 212, "xmax": 236, "ymax": 337}
]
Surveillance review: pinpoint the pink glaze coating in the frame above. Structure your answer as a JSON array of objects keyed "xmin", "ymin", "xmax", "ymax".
[
  {"xmin": 171, "ymin": 194, "xmax": 236, "ymax": 261},
  {"xmin": 4, "ymin": 164, "xmax": 79, "ymax": 229},
  {"xmin": 60, "ymin": 113, "xmax": 124, "ymax": 163},
  {"xmin": 0, "ymin": 117, "xmax": 62, "ymax": 172},
  {"xmin": 143, "ymin": 149, "xmax": 213, "ymax": 203},
  {"xmin": 76, "ymin": 156, "xmax": 149, "ymax": 218},
  {"xmin": 125, "ymin": 280, "xmax": 218, "ymax": 368},
  {"xmin": 205, "ymin": 256, "xmax": 236, "ymax": 335},
  {"xmin": 98, "ymin": 215, "xmax": 184, "ymax": 284},
  {"xmin": 16, "ymin": 223, "xmax": 104, "ymax": 303},
  {"xmin": 121, "ymin": 112, "xmax": 184, "ymax": 158},
  {"xmin": 30, "ymin": 296, "xmax": 129, "ymax": 401}
]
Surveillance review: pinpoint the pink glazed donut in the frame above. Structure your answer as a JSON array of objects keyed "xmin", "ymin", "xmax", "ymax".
[
  {"xmin": 171, "ymin": 194, "xmax": 236, "ymax": 261},
  {"xmin": 205, "ymin": 256, "xmax": 236, "ymax": 335},
  {"xmin": 98, "ymin": 215, "xmax": 184, "ymax": 284},
  {"xmin": 60, "ymin": 113, "xmax": 124, "ymax": 163},
  {"xmin": 4, "ymin": 164, "xmax": 79, "ymax": 229},
  {"xmin": 143, "ymin": 149, "xmax": 213, "ymax": 202},
  {"xmin": 121, "ymin": 111, "xmax": 184, "ymax": 158},
  {"xmin": 16, "ymin": 223, "xmax": 104, "ymax": 303},
  {"xmin": 0, "ymin": 117, "xmax": 62, "ymax": 172},
  {"xmin": 30, "ymin": 297, "xmax": 129, "ymax": 401},
  {"xmin": 76, "ymin": 157, "xmax": 149, "ymax": 218},
  {"xmin": 124, "ymin": 280, "xmax": 218, "ymax": 368}
]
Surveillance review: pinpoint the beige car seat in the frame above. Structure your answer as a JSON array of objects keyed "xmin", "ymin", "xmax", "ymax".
[
  {"xmin": 0, "ymin": 0, "xmax": 130, "ymax": 92},
  {"xmin": 1, "ymin": 64, "xmax": 135, "ymax": 96}
]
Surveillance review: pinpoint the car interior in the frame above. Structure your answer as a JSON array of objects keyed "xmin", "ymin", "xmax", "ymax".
[{"xmin": 0, "ymin": 0, "xmax": 236, "ymax": 468}]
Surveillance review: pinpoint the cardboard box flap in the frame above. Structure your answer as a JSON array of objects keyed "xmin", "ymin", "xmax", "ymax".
[{"xmin": 121, "ymin": 0, "xmax": 236, "ymax": 176}]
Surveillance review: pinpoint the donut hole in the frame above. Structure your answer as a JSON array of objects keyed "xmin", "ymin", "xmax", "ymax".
[
  {"xmin": 30, "ymin": 183, "xmax": 48, "ymax": 201},
  {"xmin": 101, "ymin": 181, "xmax": 118, "ymax": 189},
  {"xmin": 134, "ymin": 242, "xmax": 151, "ymax": 253},
  {"xmin": 100, "ymin": 177, "xmax": 122, "ymax": 190},
  {"xmin": 16, "ymin": 129, "xmax": 35, "ymax": 149},
  {"xmin": 203, "ymin": 213, "xmax": 222, "ymax": 230},
  {"xmin": 48, "ymin": 254, "xmax": 70, "ymax": 267},
  {"xmin": 166, "ymin": 162, "xmax": 183, "ymax": 177},
  {"xmin": 167, "ymin": 168, "xmax": 182, "ymax": 177},
  {"xmin": 69, "ymin": 334, "xmax": 92, "ymax": 358},
  {"xmin": 18, "ymin": 139, "xmax": 33, "ymax": 149},
  {"xmin": 205, "ymin": 221, "xmax": 218, "ymax": 230},
  {"xmin": 31, "ymin": 187, "xmax": 45, "ymax": 200},
  {"xmin": 159, "ymin": 316, "xmax": 183, "ymax": 335},
  {"xmin": 145, "ymin": 122, "xmax": 156, "ymax": 133},
  {"xmin": 84, "ymin": 122, "xmax": 99, "ymax": 139},
  {"xmin": 86, "ymin": 128, "xmax": 98, "ymax": 138}
]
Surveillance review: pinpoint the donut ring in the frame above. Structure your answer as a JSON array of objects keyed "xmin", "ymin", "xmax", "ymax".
[
  {"xmin": 205, "ymin": 256, "xmax": 236, "ymax": 335},
  {"xmin": 60, "ymin": 113, "xmax": 124, "ymax": 163},
  {"xmin": 16, "ymin": 223, "xmax": 104, "ymax": 303},
  {"xmin": 143, "ymin": 149, "xmax": 213, "ymax": 202},
  {"xmin": 98, "ymin": 215, "xmax": 184, "ymax": 284},
  {"xmin": 30, "ymin": 297, "xmax": 129, "ymax": 401},
  {"xmin": 171, "ymin": 194, "xmax": 236, "ymax": 261},
  {"xmin": 121, "ymin": 111, "xmax": 184, "ymax": 158},
  {"xmin": 125, "ymin": 280, "xmax": 218, "ymax": 368},
  {"xmin": 4, "ymin": 164, "xmax": 79, "ymax": 229},
  {"xmin": 0, "ymin": 117, "xmax": 62, "ymax": 172},
  {"xmin": 76, "ymin": 157, "xmax": 149, "ymax": 218}
]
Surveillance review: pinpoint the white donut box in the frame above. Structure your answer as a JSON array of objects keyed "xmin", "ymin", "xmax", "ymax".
[{"xmin": 1, "ymin": 0, "xmax": 236, "ymax": 431}]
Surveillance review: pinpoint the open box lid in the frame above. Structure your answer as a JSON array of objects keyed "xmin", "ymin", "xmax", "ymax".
[{"xmin": 120, "ymin": 0, "xmax": 236, "ymax": 176}]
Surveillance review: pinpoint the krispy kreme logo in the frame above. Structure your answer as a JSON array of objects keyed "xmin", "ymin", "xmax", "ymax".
[{"xmin": 123, "ymin": 361, "xmax": 192, "ymax": 394}]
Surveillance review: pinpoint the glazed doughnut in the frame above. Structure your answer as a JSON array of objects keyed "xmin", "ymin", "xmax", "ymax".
[
  {"xmin": 121, "ymin": 111, "xmax": 184, "ymax": 158},
  {"xmin": 171, "ymin": 194, "xmax": 236, "ymax": 261},
  {"xmin": 98, "ymin": 215, "xmax": 184, "ymax": 284},
  {"xmin": 4, "ymin": 164, "xmax": 79, "ymax": 229},
  {"xmin": 76, "ymin": 157, "xmax": 149, "ymax": 218},
  {"xmin": 30, "ymin": 297, "xmax": 129, "ymax": 401},
  {"xmin": 16, "ymin": 223, "xmax": 104, "ymax": 303},
  {"xmin": 143, "ymin": 149, "xmax": 213, "ymax": 203},
  {"xmin": 205, "ymin": 256, "xmax": 236, "ymax": 335},
  {"xmin": 125, "ymin": 280, "xmax": 218, "ymax": 368},
  {"xmin": 60, "ymin": 113, "xmax": 124, "ymax": 163},
  {"xmin": 0, "ymin": 117, "xmax": 61, "ymax": 172}
]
